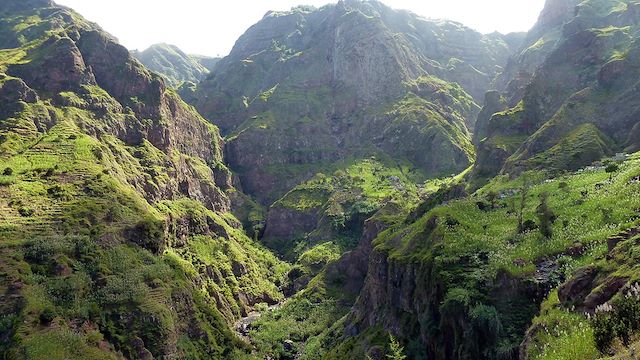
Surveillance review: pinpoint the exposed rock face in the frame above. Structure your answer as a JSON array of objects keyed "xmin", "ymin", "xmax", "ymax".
[
  {"xmin": 347, "ymin": 245, "xmax": 541, "ymax": 360},
  {"xmin": 262, "ymin": 206, "xmax": 320, "ymax": 247},
  {"xmin": 13, "ymin": 36, "xmax": 95, "ymax": 94},
  {"xmin": 325, "ymin": 205, "xmax": 397, "ymax": 297},
  {"xmin": 475, "ymin": 0, "xmax": 640, "ymax": 178},
  {"xmin": 0, "ymin": 77, "xmax": 38, "ymax": 118},
  {"xmin": 558, "ymin": 265, "xmax": 598, "ymax": 307},
  {"xmin": 193, "ymin": 0, "xmax": 519, "ymax": 204},
  {"xmin": 132, "ymin": 43, "xmax": 218, "ymax": 87},
  {"xmin": 557, "ymin": 226, "xmax": 640, "ymax": 314}
]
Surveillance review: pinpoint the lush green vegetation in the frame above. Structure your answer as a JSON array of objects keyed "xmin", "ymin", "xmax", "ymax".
[
  {"xmin": 264, "ymin": 157, "xmax": 426, "ymax": 260},
  {"xmin": 4, "ymin": 0, "xmax": 640, "ymax": 359},
  {"xmin": 526, "ymin": 291, "xmax": 600, "ymax": 360},
  {"xmin": 0, "ymin": 4, "xmax": 288, "ymax": 358},
  {"xmin": 357, "ymin": 152, "xmax": 640, "ymax": 358}
]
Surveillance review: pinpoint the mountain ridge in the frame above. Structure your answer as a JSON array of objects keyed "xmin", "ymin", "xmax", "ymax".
[{"xmin": 131, "ymin": 43, "xmax": 220, "ymax": 88}]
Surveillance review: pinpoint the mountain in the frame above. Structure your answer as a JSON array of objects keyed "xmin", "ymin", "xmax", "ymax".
[
  {"xmin": 474, "ymin": 0, "xmax": 640, "ymax": 179},
  {"xmin": 131, "ymin": 43, "xmax": 219, "ymax": 87},
  {"xmin": 0, "ymin": 1, "xmax": 285, "ymax": 358},
  {"xmin": 301, "ymin": 1, "xmax": 640, "ymax": 359},
  {"xmin": 191, "ymin": 0, "xmax": 522, "ymax": 207},
  {"xmin": 3, "ymin": 0, "xmax": 640, "ymax": 359}
]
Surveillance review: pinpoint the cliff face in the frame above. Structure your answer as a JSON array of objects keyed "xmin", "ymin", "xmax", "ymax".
[
  {"xmin": 328, "ymin": 206, "xmax": 548, "ymax": 360},
  {"xmin": 475, "ymin": 0, "xmax": 640, "ymax": 178},
  {"xmin": 0, "ymin": 1, "xmax": 285, "ymax": 358},
  {"xmin": 193, "ymin": 0, "xmax": 518, "ymax": 205}
]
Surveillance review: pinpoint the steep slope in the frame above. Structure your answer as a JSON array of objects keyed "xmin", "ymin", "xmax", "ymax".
[
  {"xmin": 131, "ymin": 43, "xmax": 218, "ymax": 87},
  {"xmin": 318, "ymin": 154, "xmax": 639, "ymax": 360},
  {"xmin": 0, "ymin": 1, "xmax": 285, "ymax": 358},
  {"xmin": 475, "ymin": 0, "xmax": 640, "ymax": 179},
  {"xmin": 192, "ymin": 0, "xmax": 519, "ymax": 206}
]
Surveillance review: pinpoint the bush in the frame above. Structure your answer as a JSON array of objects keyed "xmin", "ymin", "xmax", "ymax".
[
  {"xmin": 536, "ymin": 192, "xmax": 555, "ymax": 239},
  {"xmin": 18, "ymin": 207, "xmax": 34, "ymax": 217},
  {"xmin": 445, "ymin": 216, "xmax": 460, "ymax": 228},
  {"xmin": 2, "ymin": 167, "xmax": 13, "ymax": 176},
  {"xmin": 520, "ymin": 219, "xmax": 538, "ymax": 233},
  {"xmin": 605, "ymin": 164, "xmax": 619, "ymax": 181},
  {"xmin": 476, "ymin": 201, "xmax": 491, "ymax": 212},
  {"xmin": 39, "ymin": 307, "xmax": 57, "ymax": 324},
  {"xmin": 387, "ymin": 334, "xmax": 407, "ymax": 360},
  {"xmin": 558, "ymin": 182, "xmax": 569, "ymax": 191},
  {"xmin": 126, "ymin": 216, "xmax": 166, "ymax": 253},
  {"xmin": 592, "ymin": 285, "xmax": 640, "ymax": 353},
  {"xmin": 47, "ymin": 185, "xmax": 67, "ymax": 199}
]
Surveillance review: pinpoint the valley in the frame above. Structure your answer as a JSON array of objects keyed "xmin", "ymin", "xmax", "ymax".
[{"xmin": 1, "ymin": 0, "xmax": 640, "ymax": 359}]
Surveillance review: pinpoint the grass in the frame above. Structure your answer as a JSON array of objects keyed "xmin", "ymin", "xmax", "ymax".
[
  {"xmin": 265, "ymin": 157, "xmax": 427, "ymax": 259},
  {"xmin": 527, "ymin": 290, "xmax": 600, "ymax": 360},
  {"xmin": 22, "ymin": 329, "xmax": 116, "ymax": 360},
  {"xmin": 358, "ymin": 153, "xmax": 640, "ymax": 358},
  {"xmin": 378, "ymin": 156, "xmax": 640, "ymax": 275},
  {"xmin": 0, "ymin": 6, "xmax": 287, "ymax": 358},
  {"xmin": 249, "ymin": 297, "xmax": 347, "ymax": 359}
]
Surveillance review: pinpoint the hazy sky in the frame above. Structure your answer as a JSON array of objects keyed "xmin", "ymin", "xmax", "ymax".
[{"xmin": 54, "ymin": 0, "xmax": 546, "ymax": 57}]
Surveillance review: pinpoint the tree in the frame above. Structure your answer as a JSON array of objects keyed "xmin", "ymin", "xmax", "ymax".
[
  {"xmin": 536, "ymin": 192, "xmax": 555, "ymax": 239},
  {"xmin": 605, "ymin": 163, "xmax": 619, "ymax": 181},
  {"xmin": 516, "ymin": 177, "xmax": 530, "ymax": 234},
  {"xmin": 486, "ymin": 190, "xmax": 498, "ymax": 209},
  {"xmin": 387, "ymin": 334, "xmax": 406, "ymax": 360}
]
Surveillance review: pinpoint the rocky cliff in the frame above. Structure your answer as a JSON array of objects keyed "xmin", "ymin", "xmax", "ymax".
[
  {"xmin": 475, "ymin": 0, "xmax": 640, "ymax": 178},
  {"xmin": 0, "ymin": 1, "xmax": 285, "ymax": 358},
  {"xmin": 192, "ymin": 0, "xmax": 520, "ymax": 205}
]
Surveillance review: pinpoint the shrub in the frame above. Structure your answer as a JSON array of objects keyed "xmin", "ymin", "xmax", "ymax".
[
  {"xmin": 476, "ymin": 201, "xmax": 491, "ymax": 212},
  {"xmin": 47, "ymin": 185, "xmax": 67, "ymax": 199},
  {"xmin": 486, "ymin": 191, "xmax": 498, "ymax": 208},
  {"xmin": 2, "ymin": 167, "xmax": 13, "ymax": 176},
  {"xmin": 39, "ymin": 307, "xmax": 57, "ymax": 324},
  {"xmin": 536, "ymin": 192, "xmax": 555, "ymax": 239},
  {"xmin": 387, "ymin": 334, "xmax": 407, "ymax": 360},
  {"xmin": 18, "ymin": 207, "xmax": 34, "ymax": 217},
  {"xmin": 592, "ymin": 284, "xmax": 640, "ymax": 353},
  {"xmin": 445, "ymin": 216, "xmax": 460, "ymax": 228},
  {"xmin": 126, "ymin": 216, "xmax": 166, "ymax": 253},
  {"xmin": 255, "ymin": 303, "xmax": 269, "ymax": 312},
  {"xmin": 520, "ymin": 219, "xmax": 538, "ymax": 233},
  {"xmin": 605, "ymin": 164, "xmax": 619, "ymax": 181}
]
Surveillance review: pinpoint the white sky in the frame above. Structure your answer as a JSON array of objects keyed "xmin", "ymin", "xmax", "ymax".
[{"xmin": 54, "ymin": 0, "xmax": 546, "ymax": 57}]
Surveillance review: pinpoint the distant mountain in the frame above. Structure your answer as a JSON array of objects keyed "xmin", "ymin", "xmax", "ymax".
[{"xmin": 132, "ymin": 43, "xmax": 219, "ymax": 87}]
